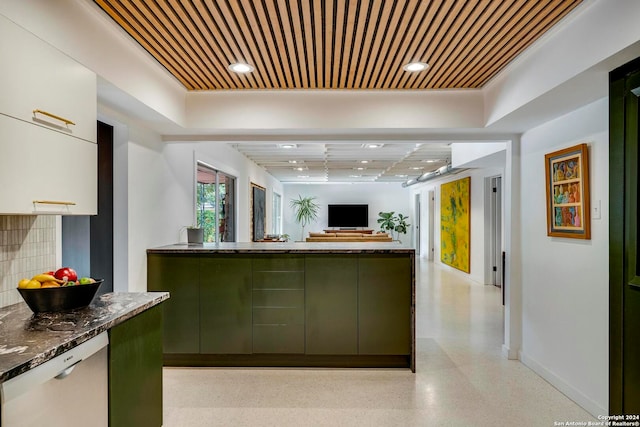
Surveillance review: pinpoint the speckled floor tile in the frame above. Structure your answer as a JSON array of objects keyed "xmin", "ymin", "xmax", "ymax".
[{"xmin": 163, "ymin": 260, "xmax": 596, "ymax": 427}]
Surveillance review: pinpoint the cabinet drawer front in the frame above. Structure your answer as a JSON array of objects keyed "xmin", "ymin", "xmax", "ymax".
[
  {"xmin": 253, "ymin": 324, "xmax": 304, "ymax": 354},
  {"xmin": 253, "ymin": 307, "xmax": 304, "ymax": 325},
  {"xmin": 0, "ymin": 114, "xmax": 97, "ymax": 215},
  {"xmin": 253, "ymin": 289, "xmax": 304, "ymax": 308},
  {"xmin": 0, "ymin": 15, "xmax": 96, "ymax": 143},
  {"xmin": 253, "ymin": 271, "xmax": 304, "ymax": 290},
  {"xmin": 252, "ymin": 255, "xmax": 304, "ymax": 271}
]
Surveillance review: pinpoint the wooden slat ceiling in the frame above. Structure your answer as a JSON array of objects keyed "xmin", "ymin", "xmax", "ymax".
[{"xmin": 94, "ymin": 0, "xmax": 582, "ymax": 91}]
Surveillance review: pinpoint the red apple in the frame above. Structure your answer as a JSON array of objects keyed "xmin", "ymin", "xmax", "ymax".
[{"xmin": 54, "ymin": 267, "xmax": 77, "ymax": 282}]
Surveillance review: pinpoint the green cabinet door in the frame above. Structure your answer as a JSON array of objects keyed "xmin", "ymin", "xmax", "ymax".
[
  {"xmin": 200, "ymin": 255, "xmax": 253, "ymax": 354},
  {"xmin": 358, "ymin": 254, "xmax": 411, "ymax": 355},
  {"xmin": 305, "ymin": 255, "xmax": 358, "ymax": 354},
  {"xmin": 109, "ymin": 305, "xmax": 163, "ymax": 427},
  {"xmin": 252, "ymin": 255, "xmax": 305, "ymax": 353},
  {"xmin": 147, "ymin": 254, "xmax": 200, "ymax": 353}
]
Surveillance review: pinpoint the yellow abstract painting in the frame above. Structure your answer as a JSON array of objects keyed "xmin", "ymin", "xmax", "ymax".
[{"xmin": 441, "ymin": 177, "xmax": 471, "ymax": 273}]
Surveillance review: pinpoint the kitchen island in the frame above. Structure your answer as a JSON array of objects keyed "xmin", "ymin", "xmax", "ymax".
[
  {"xmin": 147, "ymin": 242, "xmax": 415, "ymax": 372},
  {"xmin": 0, "ymin": 292, "xmax": 169, "ymax": 427}
]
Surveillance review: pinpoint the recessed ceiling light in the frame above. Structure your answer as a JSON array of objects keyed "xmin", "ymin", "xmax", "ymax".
[
  {"xmin": 288, "ymin": 160, "xmax": 299, "ymax": 164},
  {"xmin": 294, "ymin": 167, "xmax": 307, "ymax": 171},
  {"xmin": 364, "ymin": 143, "xmax": 383, "ymax": 149},
  {"xmin": 354, "ymin": 167, "xmax": 366, "ymax": 171},
  {"xmin": 360, "ymin": 160, "xmax": 369, "ymax": 164},
  {"xmin": 228, "ymin": 62, "xmax": 254, "ymax": 73},
  {"xmin": 422, "ymin": 159, "xmax": 439, "ymax": 163},
  {"xmin": 411, "ymin": 166, "xmax": 424, "ymax": 170},
  {"xmin": 403, "ymin": 62, "xmax": 429, "ymax": 72},
  {"xmin": 279, "ymin": 144, "xmax": 297, "ymax": 149}
]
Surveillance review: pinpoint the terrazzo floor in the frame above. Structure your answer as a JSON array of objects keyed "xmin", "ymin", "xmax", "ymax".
[{"xmin": 163, "ymin": 259, "xmax": 596, "ymax": 426}]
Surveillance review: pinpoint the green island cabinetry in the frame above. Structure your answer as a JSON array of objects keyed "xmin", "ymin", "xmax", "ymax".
[
  {"xmin": 109, "ymin": 305, "xmax": 163, "ymax": 427},
  {"xmin": 147, "ymin": 247, "xmax": 414, "ymax": 371}
]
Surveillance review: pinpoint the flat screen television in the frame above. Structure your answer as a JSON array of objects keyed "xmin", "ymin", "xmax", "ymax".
[{"xmin": 328, "ymin": 204, "xmax": 369, "ymax": 228}]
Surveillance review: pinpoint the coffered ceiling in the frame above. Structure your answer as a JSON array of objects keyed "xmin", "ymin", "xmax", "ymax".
[{"xmin": 93, "ymin": 0, "xmax": 583, "ymax": 182}]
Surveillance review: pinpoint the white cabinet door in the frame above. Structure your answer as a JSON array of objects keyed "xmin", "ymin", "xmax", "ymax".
[
  {"xmin": 0, "ymin": 15, "xmax": 96, "ymax": 143},
  {"xmin": 0, "ymin": 114, "xmax": 97, "ymax": 215}
]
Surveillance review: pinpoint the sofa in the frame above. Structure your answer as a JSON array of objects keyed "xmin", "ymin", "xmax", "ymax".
[{"xmin": 305, "ymin": 232, "xmax": 393, "ymax": 242}]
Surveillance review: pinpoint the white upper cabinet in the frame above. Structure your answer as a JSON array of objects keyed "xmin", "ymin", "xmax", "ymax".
[
  {"xmin": 0, "ymin": 114, "xmax": 97, "ymax": 215},
  {"xmin": 0, "ymin": 14, "xmax": 98, "ymax": 214},
  {"xmin": 0, "ymin": 14, "xmax": 97, "ymax": 143}
]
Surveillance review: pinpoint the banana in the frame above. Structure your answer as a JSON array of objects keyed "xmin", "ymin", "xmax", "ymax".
[{"xmin": 31, "ymin": 274, "xmax": 63, "ymax": 284}]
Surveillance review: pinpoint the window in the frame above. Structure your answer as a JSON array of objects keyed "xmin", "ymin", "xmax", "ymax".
[
  {"xmin": 196, "ymin": 162, "xmax": 236, "ymax": 242},
  {"xmin": 272, "ymin": 192, "xmax": 282, "ymax": 235}
]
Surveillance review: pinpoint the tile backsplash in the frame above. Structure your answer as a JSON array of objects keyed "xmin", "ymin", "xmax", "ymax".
[{"xmin": 0, "ymin": 216, "xmax": 57, "ymax": 308}]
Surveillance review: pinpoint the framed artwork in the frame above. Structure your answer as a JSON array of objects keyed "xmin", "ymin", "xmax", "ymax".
[
  {"xmin": 440, "ymin": 176, "xmax": 471, "ymax": 273},
  {"xmin": 251, "ymin": 183, "xmax": 266, "ymax": 241},
  {"xmin": 544, "ymin": 143, "xmax": 591, "ymax": 239}
]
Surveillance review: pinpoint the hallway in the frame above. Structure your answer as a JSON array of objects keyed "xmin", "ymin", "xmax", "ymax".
[{"xmin": 163, "ymin": 259, "xmax": 595, "ymax": 426}]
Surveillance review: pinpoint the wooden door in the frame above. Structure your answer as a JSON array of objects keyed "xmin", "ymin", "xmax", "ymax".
[{"xmin": 610, "ymin": 57, "xmax": 640, "ymax": 414}]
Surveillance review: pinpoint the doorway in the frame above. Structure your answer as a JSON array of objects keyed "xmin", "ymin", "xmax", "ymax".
[
  {"xmin": 486, "ymin": 176, "xmax": 503, "ymax": 288},
  {"xmin": 414, "ymin": 194, "xmax": 421, "ymax": 256},
  {"xmin": 428, "ymin": 190, "xmax": 435, "ymax": 261},
  {"xmin": 610, "ymin": 56, "xmax": 640, "ymax": 414},
  {"xmin": 62, "ymin": 121, "xmax": 114, "ymax": 295}
]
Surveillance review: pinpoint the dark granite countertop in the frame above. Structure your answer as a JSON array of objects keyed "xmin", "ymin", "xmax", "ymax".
[
  {"xmin": 0, "ymin": 292, "xmax": 169, "ymax": 384},
  {"xmin": 147, "ymin": 242, "xmax": 415, "ymax": 254}
]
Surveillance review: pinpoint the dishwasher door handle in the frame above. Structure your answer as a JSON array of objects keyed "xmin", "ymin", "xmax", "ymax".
[{"xmin": 54, "ymin": 360, "xmax": 82, "ymax": 380}]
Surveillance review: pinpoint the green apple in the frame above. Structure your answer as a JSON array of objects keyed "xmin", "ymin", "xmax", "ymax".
[{"xmin": 79, "ymin": 277, "xmax": 93, "ymax": 285}]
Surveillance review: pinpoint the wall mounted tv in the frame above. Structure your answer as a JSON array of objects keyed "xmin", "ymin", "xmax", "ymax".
[{"xmin": 327, "ymin": 204, "xmax": 369, "ymax": 228}]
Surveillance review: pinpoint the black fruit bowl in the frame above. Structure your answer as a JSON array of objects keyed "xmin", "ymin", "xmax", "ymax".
[{"xmin": 17, "ymin": 279, "xmax": 103, "ymax": 313}]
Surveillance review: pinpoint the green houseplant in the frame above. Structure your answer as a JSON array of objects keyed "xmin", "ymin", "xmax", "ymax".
[
  {"xmin": 290, "ymin": 195, "xmax": 320, "ymax": 241},
  {"xmin": 377, "ymin": 211, "xmax": 411, "ymax": 242}
]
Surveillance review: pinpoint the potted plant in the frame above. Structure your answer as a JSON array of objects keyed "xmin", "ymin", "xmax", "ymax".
[
  {"xmin": 377, "ymin": 211, "xmax": 410, "ymax": 242},
  {"xmin": 290, "ymin": 195, "xmax": 320, "ymax": 241}
]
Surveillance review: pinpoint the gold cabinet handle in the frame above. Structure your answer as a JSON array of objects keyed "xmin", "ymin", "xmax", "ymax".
[
  {"xmin": 32, "ymin": 109, "xmax": 75, "ymax": 126},
  {"xmin": 33, "ymin": 200, "xmax": 77, "ymax": 206}
]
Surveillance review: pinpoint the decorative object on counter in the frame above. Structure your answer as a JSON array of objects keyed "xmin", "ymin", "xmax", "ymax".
[
  {"xmin": 187, "ymin": 226, "xmax": 204, "ymax": 244},
  {"xmin": 377, "ymin": 211, "xmax": 411, "ymax": 242},
  {"xmin": 290, "ymin": 195, "xmax": 320, "ymax": 241},
  {"xmin": 441, "ymin": 176, "xmax": 471, "ymax": 273},
  {"xmin": 280, "ymin": 233, "xmax": 290, "ymax": 242},
  {"xmin": 17, "ymin": 279, "xmax": 103, "ymax": 313},
  {"xmin": 544, "ymin": 143, "xmax": 591, "ymax": 239}
]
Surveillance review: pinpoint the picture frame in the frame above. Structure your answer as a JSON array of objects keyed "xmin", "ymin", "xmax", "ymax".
[
  {"xmin": 544, "ymin": 143, "xmax": 590, "ymax": 239},
  {"xmin": 440, "ymin": 176, "xmax": 471, "ymax": 273},
  {"xmin": 250, "ymin": 182, "xmax": 266, "ymax": 241}
]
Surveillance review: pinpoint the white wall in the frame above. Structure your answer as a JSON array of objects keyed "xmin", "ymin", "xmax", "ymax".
[
  {"xmin": 100, "ymin": 105, "xmax": 283, "ymax": 291},
  {"xmin": 161, "ymin": 140, "xmax": 283, "ymax": 243},
  {"xmin": 282, "ymin": 183, "xmax": 411, "ymax": 242},
  {"xmin": 410, "ymin": 167, "xmax": 503, "ymax": 285},
  {"xmin": 519, "ymin": 98, "xmax": 608, "ymax": 417}
]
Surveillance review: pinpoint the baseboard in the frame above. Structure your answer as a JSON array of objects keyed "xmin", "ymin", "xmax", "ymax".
[
  {"xmin": 502, "ymin": 344, "xmax": 518, "ymax": 360},
  {"xmin": 520, "ymin": 351, "xmax": 607, "ymax": 418}
]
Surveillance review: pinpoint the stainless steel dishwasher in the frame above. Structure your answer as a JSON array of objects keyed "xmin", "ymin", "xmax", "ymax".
[{"xmin": 0, "ymin": 332, "xmax": 109, "ymax": 427}]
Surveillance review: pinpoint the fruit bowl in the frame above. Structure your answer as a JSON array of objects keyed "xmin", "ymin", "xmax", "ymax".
[{"xmin": 17, "ymin": 279, "xmax": 103, "ymax": 313}]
